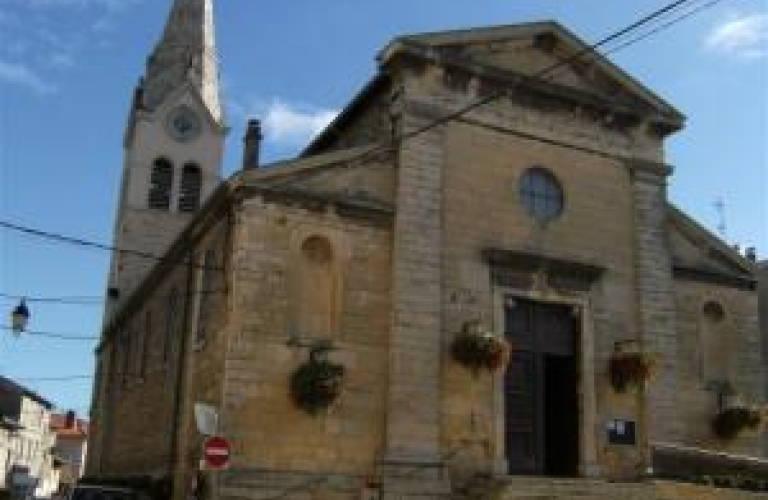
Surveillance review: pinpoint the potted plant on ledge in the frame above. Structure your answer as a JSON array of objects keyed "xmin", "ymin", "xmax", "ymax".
[
  {"xmin": 290, "ymin": 346, "xmax": 345, "ymax": 416},
  {"xmin": 712, "ymin": 405, "xmax": 763, "ymax": 440},
  {"xmin": 451, "ymin": 319, "xmax": 510, "ymax": 377},
  {"xmin": 608, "ymin": 346, "xmax": 656, "ymax": 393}
]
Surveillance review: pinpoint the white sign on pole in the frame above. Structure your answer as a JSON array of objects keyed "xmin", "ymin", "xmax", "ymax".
[{"xmin": 194, "ymin": 403, "xmax": 219, "ymax": 436}]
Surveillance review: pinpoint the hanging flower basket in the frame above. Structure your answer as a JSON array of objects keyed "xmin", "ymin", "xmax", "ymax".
[
  {"xmin": 712, "ymin": 406, "xmax": 762, "ymax": 440},
  {"xmin": 451, "ymin": 319, "xmax": 509, "ymax": 376},
  {"xmin": 608, "ymin": 351, "xmax": 655, "ymax": 393},
  {"xmin": 290, "ymin": 358, "xmax": 345, "ymax": 416}
]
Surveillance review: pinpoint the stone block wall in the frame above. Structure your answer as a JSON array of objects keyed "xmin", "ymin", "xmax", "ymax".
[
  {"xmin": 219, "ymin": 196, "xmax": 393, "ymax": 483},
  {"xmin": 88, "ymin": 217, "xmax": 234, "ymax": 489},
  {"xmin": 673, "ymin": 280, "xmax": 765, "ymax": 456}
]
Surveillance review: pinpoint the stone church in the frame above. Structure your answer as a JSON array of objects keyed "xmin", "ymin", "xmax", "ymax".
[{"xmin": 86, "ymin": 0, "xmax": 766, "ymax": 499}]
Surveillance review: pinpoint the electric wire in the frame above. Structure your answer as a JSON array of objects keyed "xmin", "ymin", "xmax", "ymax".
[
  {"xmin": 15, "ymin": 375, "xmax": 93, "ymax": 382},
  {"xmin": 0, "ymin": 0, "xmax": 737, "ymax": 317},
  {"xmin": 0, "ymin": 1, "xmax": 732, "ymax": 276},
  {"xmin": 0, "ymin": 292, "xmax": 103, "ymax": 305},
  {"xmin": 0, "ymin": 220, "xmax": 223, "ymax": 273},
  {"xmin": 0, "ymin": 289, "xmax": 226, "ymax": 308},
  {"xmin": 267, "ymin": 0, "xmax": 720, "ymax": 192},
  {"xmin": 270, "ymin": 0, "xmax": 736, "ymax": 195},
  {"xmin": 604, "ymin": 0, "xmax": 731, "ymax": 56},
  {"xmin": 0, "ymin": 325, "xmax": 98, "ymax": 341}
]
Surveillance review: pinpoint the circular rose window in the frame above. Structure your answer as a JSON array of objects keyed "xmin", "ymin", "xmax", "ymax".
[{"xmin": 519, "ymin": 167, "xmax": 564, "ymax": 222}]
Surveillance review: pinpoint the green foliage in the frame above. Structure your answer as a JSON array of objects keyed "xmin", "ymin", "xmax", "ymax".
[
  {"xmin": 451, "ymin": 320, "xmax": 509, "ymax": 376},
  {"xmin": 289, "ymin": 358, "xmax": 345, "ymax": 415}
]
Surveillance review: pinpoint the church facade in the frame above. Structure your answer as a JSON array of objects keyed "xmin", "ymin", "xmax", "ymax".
[{"xmin": 86, "ymin": 1, "xmax": 766, "ymax": 499}]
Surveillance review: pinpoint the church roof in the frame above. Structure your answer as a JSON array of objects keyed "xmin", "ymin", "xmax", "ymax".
[{"xmin": 668, "ymin": 203, "xmax": 757, "ymax": 290}]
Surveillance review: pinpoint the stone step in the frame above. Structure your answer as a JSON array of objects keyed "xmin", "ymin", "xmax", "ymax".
[{"xmin": 472, "ymin": 477, "xmax": 768, "ymax": 500}]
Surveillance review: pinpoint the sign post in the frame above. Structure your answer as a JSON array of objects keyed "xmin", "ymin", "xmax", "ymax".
[{"xmin": 203, "ymin": 435, "xmax": 230, "ymax": 470}]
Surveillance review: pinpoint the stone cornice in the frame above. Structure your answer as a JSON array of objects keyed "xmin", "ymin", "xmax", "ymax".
[
  {"xmin": 626, "ymin": 158, "xmax": 674, "ymax": 178},
  {"xmin": 482, "ymin": 248, "xmax": 605, "ymax": 283},
  {"xmin": 387, "ymin": 41, "xmax": 683, "ymax": 134},
  {"xmin": 672, "ymin": 264, "xmax": 757, "ymax": 291}
]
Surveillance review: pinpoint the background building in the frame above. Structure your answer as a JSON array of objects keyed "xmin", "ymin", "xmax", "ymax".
[
  {"xmin": 50, "ymin": 411, "xmax": 88, "ymax": 495},
  {"xmin": 0, "ymin": 377, "xmax": 60, "ymax": 499}
]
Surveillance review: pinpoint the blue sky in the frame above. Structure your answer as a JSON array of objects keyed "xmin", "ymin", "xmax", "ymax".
[{"xmin": 0, "ymin": 0, "xmax": 766, "ymax": 414}]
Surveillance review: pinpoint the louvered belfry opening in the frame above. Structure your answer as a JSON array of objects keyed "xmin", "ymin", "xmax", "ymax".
[
  {"xmin": 179, "ymin": 163, "xmax": 202, "ymax": 212},
  {"xmin": 148, "ymin": 158, "xmax": 173, "ymax": 210}
]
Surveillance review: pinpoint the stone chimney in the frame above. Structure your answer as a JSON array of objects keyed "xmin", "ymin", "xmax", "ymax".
[
  {"xmin": 242, "ymin": 119, "xmax": 263, "ymax": 169},
  {"xmin": 746, "ymin": 247, "xmax": 757, "ymax": 262}
]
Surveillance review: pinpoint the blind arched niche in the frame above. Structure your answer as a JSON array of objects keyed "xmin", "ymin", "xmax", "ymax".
[
  {"xmin": 699, "ymin": 300, "xmax": 732, "ymax": 383},
  {"xmin": 289, "ymin": 234, "xmax": 340, "ymax": 340}
]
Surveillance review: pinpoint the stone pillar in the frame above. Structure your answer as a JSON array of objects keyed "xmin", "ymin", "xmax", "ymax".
[
  {"xmin": 629, "ymin": 160, "xmax": 681, "ymax": 447},
  {"xmin": 381, "ymin": 101, "xmax": 448, "ymax": 498}
]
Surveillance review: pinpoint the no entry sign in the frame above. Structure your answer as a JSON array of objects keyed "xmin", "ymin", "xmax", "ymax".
[{"xmin": 203, "ymin": 436, "xmax": 230, "ymax": 470}]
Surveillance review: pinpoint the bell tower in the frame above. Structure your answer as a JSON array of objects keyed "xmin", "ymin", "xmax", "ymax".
[{"xmin": 105, "ymin": 0, "xmax": 225, "ymax": 320}]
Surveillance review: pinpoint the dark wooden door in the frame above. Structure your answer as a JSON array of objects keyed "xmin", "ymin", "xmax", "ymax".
[{"xmin": 504, "ymin": 297, "xmax": 578, "ymax": 475}]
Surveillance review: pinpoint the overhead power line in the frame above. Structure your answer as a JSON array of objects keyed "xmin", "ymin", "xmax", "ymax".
[
  {"xmin": 16, "ymin": 375, "xmax": 93, "ymax": 382},
  {"xmin": 0, "ymin": 289, "xmax": 225, "ymax": 308},
  {"xmin": 604, "ymin": 0, "xmax": 732, "ymax": 56},
  {"xmin": 0, "ymin": 325, "xmax": 98, "ymax": 341},
  {"xmin": 0, "ymin": 0, "xmax": 735, "ymax": 274},
  {"xmin": 0, "ymin": 293, "xmax": 103, "ymax": 305},
  {"xmin": 270, "ymin": 0, "xmax": 733, "ymax": 192},
  {"xmin": 0, "ymin": 220, "xmax": 221, "ymax": 273}
]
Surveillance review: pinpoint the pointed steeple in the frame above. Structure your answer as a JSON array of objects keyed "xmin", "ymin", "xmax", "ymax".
[{"xmin": 141, "ymin": 0, "xmax": 223, "ymax": 124}]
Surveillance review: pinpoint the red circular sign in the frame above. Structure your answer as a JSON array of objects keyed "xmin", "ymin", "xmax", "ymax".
[{"xmin": 204, "ymin": 436, "xmax": 230, "ymax": 470}]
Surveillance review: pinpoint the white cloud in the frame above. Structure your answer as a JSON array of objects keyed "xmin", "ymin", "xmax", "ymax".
[
  {"xmin": 0, "ymin": 60, "xmax": 57, "ymax": 94},
  {"xmin": 262, "ymin": 100, "xmax": 338, "ymax": 145},
  {"xmin": 92, "ymin": 16, "xmax": 114, "ymax": 33},
  {"xmin": 48, "ymin": 52, "xmax": 75, "ymax": 69},
  {"xmin": 705, "ymin": 13, "xmax": 768, "ymax": 60},
  {"xmin": 229, "ymin": 97, "xmax": 339, "ymax": 147},
  {"xmin": 21, "ymin": 0, "xmax": 141, "ymax": 12}
]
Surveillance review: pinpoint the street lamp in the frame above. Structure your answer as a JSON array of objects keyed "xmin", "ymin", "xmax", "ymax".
[{"xmin": 11, "ymin": 299, "xmax": 29, "ymax": 335}]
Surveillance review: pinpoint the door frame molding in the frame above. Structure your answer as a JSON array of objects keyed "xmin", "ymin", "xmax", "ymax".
[{"xmin": 492, "ymin": 286, "xmax": 602, "ymax": 477}]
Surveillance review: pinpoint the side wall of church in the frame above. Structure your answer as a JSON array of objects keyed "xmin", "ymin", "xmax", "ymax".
[
  {"xmin": 673, "ymin": 280, "xmax": 765, "ymax": 455},
  {"xmin": 88, "ymin": 215, "xmax": 234, "ymax": 490},
  {"xmin": 171, "ymin": 217, "xmax": 234, "ymax": 500},
  {"xmin": 89, "ymin": 259, "xmax": 190, "ymax": 478},
  {"xmin": 217, "ymin": 196, "xmax": 393, "ymax": 497}
]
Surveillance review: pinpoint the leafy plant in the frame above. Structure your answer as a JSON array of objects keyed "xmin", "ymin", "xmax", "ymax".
[
  {"xmin": 712, "ymin": 406, "xmax": 762, "ymax": 440},
  {"xmin": 608, "ymin": 352, "xmax": 655, "ymax": 393},
  {"xmin": 451, "ymin": 319, "xmax": 509, "ymax": 376},
  {"xmin": 290, "ymin": 358, "xmax": 345, "ymax": 415}
]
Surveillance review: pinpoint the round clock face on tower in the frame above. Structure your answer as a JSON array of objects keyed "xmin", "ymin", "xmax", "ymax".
[{"xmin": 166, "ymin": 106, "xmax": 202, "ymax": 142}]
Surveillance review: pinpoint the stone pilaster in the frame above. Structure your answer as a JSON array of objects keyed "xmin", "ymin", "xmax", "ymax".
[
  {"xmin": 382, "ymin": 101, "xmax": 447, "ymax": 497},
  {"xmin": 629, "ymin": 160, "xmax": 681, "ymax": 445}
]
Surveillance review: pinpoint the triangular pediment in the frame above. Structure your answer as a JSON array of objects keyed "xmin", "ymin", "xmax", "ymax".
[
  {"xmin": 667, "ymin": 204, "xmax": 756, "ymax": 287},
  {"xmin": 380, "ymin": 22, "xmax": 684, "ymax": 125}
]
